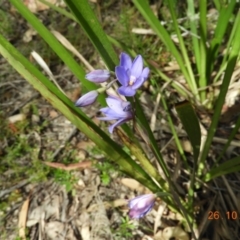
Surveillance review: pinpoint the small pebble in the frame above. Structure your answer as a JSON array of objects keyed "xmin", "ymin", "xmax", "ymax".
[{"xmin": 31, "ymin": 114, "xmax": 40, "ymax": 123}]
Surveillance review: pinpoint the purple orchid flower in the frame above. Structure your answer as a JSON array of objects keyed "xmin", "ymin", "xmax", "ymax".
[
  {"xmin": 115, "ymin": 53, "xmax": 150, "ymax": 96},
  {"xmin": 98, "ymin": 95, "xmax": 133, "ymax": 134},
  {"xmin": 128, "ymin": 194, "xmax": 156, "ymax": 219},
  {"xmin": 86, "ymin": 69, "xmax": 110, "ymax": 83},
  {"xmin": 75, "ymin": 90, "xmax": 98, "ymax": 107}
]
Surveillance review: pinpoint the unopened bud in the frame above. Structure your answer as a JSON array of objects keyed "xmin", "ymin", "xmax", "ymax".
[
  {"xmin": 86, "ymin": 70, "xmax": 110, "ymax": 83},
  {"xmin": 75, "ymin": 90, "xmax": 98, "ymax": 107}
]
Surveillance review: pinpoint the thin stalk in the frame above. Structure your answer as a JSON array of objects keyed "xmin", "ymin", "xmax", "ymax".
[
  {"xmin": 168, "ymin": 0, "xmax": 199, "ymax": 100},
  {"xmin": 198, "ymin": 0, "xmax": 207, "ymax": 102}
]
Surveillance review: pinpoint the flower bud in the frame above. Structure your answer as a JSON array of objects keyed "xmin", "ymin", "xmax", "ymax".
[
  {"xmin": 75, "ymin": 90, "xmax": 98, "ymax": 107},
  {"xmin": 128, "ymin": 194, "xmax": 156, "ymax": 219},
  {"xmin": 86, "ymin": 70, "xmax": 110, "ymax": 83}
]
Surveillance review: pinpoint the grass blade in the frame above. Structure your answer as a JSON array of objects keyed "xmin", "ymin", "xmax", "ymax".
[
  {"xmin": 64, "ymin": 0, "xmax": 118, "ymax": 70},
  {"xmin": 204, "ymin": 156, "xmax": 240, "ymax": 181},
  {"xmin": 208, "ymin": 0, "xmax": 236, "ymax": 82},
  {"xmin": 39, "ymin": 0, "xmax": 77, "ymax": 21},
  {"xmin": 198, "ymin": 0, "xmax": 207, "ymax": 101},
  {"xmin": 175, "ymin": 101, "xmax": 201, "ymax": 208},
  {"xmin": 167, "ymin": 0, "xmax": 198, "ymax": 98},
  {"xmin": 175, "ymin": 101, "xmax": 201, "ymax": 162}
]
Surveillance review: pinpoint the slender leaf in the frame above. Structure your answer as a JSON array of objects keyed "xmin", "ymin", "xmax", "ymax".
[
  {"xmin": 64, "ymin": 0, "xmax": 118, "ymax": 70},
  {"xmin": 187, "ymin": 0, "xmax": 200, "ymax": 75},
  {"xmin": 175, "ymin": 100, "xmax": 201, "ymax": 211},
  {"xmin": 213, "ymin": 0, "xmax": 221, "ymax": 11},
  {"xmin": 198, "ymin": 0, "xmax": 207, "ymax": 101},
  {"xmin": 208, "ymin": 0, "xmax": 236, "ymax": 82},
  {"xmin": 204, "ymin": 156, "xmax": 240, "ymax": 182},
  {"xmin": 175, "ymin": 101, "xmax": 201, "ymax": 162},
  {"xmin": 39, "ymin": 0, "xmax": 77, "ymax": 21},
  {"xmin": 167, "ymin": 0, "xmax": 198, "ymax": 98}
]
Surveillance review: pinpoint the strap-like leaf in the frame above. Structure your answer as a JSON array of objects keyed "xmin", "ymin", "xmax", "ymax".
[
  {"xmin": 175, "ymin": 101, "xmax": 201, "ymax": 162},
  {"xmin": 204, "ymin": 156, "xmax": 240, "ymax": 182},
  {"xmin": 64, "ymin": 0, "xmax": 118, "ymax": 70}
]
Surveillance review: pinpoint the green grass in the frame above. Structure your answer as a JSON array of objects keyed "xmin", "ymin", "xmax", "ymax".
[
  {"xmin": 0, "ymin": 116, "xmax": 48, "ymax": 178},
  {"xmin": 95, "ymin": 161, "xmax": 115, "ymax": 185},
  {"xmin": 112, "ymin": 216, "xmax": 136, "ymax": 239},
  {"xmin": 52, "ymin": 168, "xmax": 77, "ymax": 192},
  {"xmin": 0, "ymin": 9, "xmax": 15, "ymax": 39}
]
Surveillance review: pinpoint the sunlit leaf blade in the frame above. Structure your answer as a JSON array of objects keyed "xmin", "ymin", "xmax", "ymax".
[
  {"xmin": 39, "ymin": 0, "xmax": 77, "ymax": 21},
  {"xmin": 204, "ymin": 156, "xmax": 240, "ymax": 182},
  {"xmin": 198, "ymin": 0, "xmax": 207, "ymax": 101},
  {"xmin": 175, "ymin": 101, "xmax": 200, "ymax": 214},
  {"xmin": 0, "ymin": 34, "xmax": 160, "ymax": 193},
  {"xmin": 208, "ymin": 0, "xmax": 236, "ymax": 80},
  {"xmin": 213, "ymin": 0, "xmax": 221, "ymax": 11},
  {"xmin": 212, "ymin": 0, "xmax": 236, "ymax": 55},
  {"xmin": 64, "ymin": 0, "xmax": 118, "ymax": 70},
  {"xmin": 175, "ymin": 101, "xmax": 201, "ymax": 162},
  {"xmin": 167, "ymin": 0, "xmax": 197, "ymax": 97}
]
